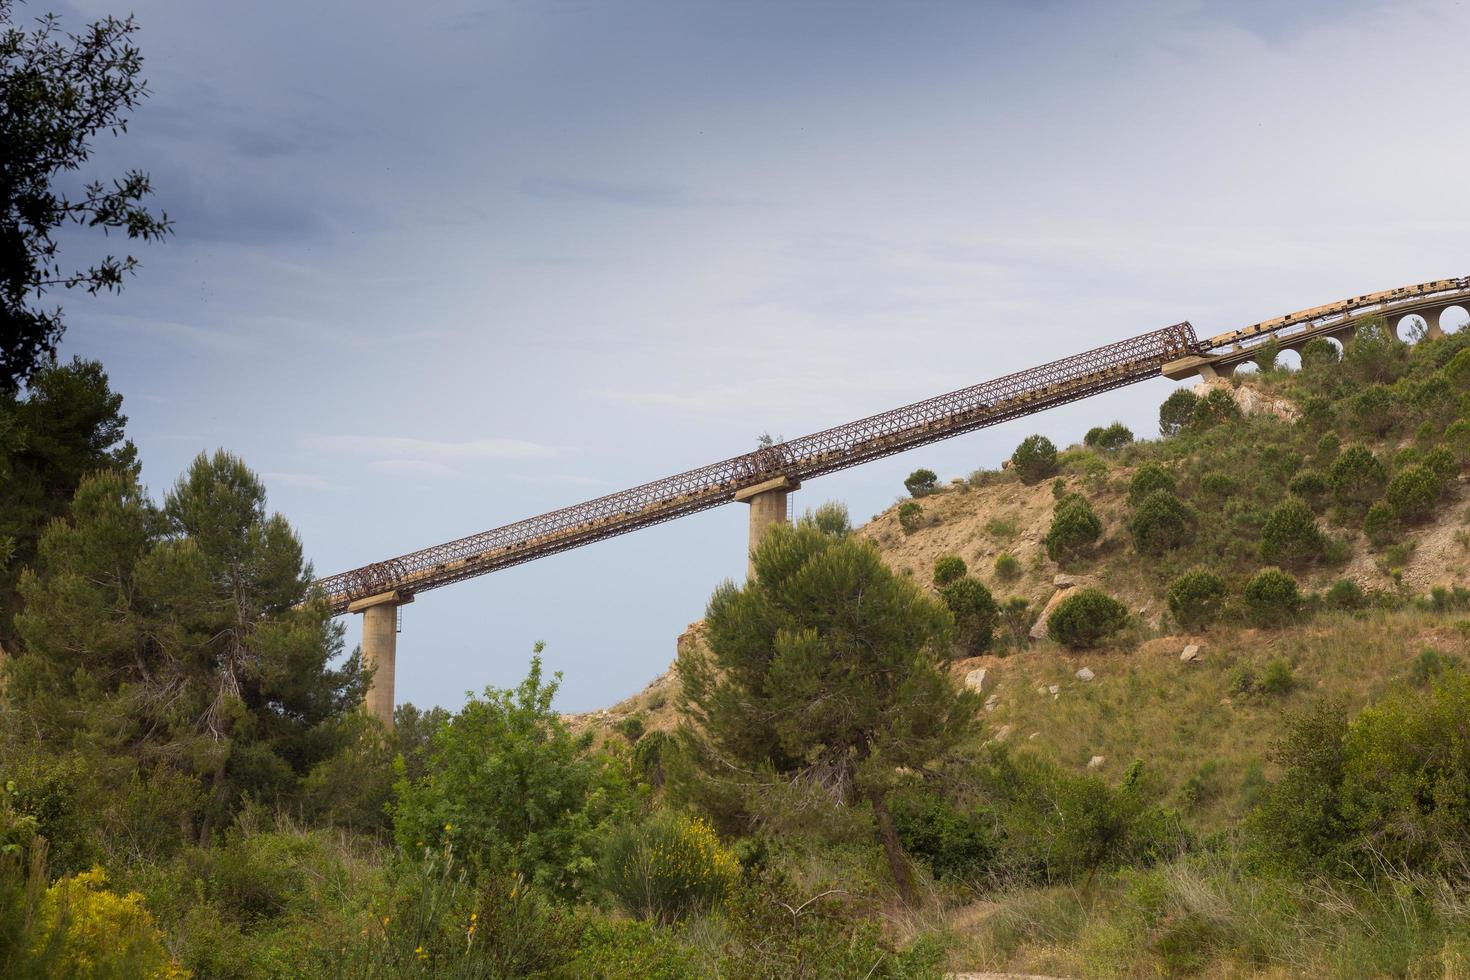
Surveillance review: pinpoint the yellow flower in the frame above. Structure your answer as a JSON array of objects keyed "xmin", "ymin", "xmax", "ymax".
[{"xmin": 444, "ymin": 823, "xmax": 453, "ymax": 832}]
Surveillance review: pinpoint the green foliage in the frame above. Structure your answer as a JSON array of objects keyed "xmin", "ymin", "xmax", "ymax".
[
  {"xmin": 1248, "ymin": 699, "xmax": 1349, "ymax": 873},
  {"xmin": 1045, "ymin": 493, "xmax": 1102, "ymax": 562},
  {"xmin": 1300, "ymin": 395, "xmax": 1334, "ymax": 430},
  {"xmin": 0, "ymin": 5, "xmax": 173, "ymax": 392},
  {"xmin": 1011, "ymin": 434, "xmax": 1058, "ymax": 484},
  {"xmin": 891, "ymin": 786, "xmax": 994, "ymax": 881},
  {"xmin": 391, "ymin": 650, "xmax": 629, "ymax": 899},
  {"xmin": 1129, "ymin": 489, "xmax": 1195, "ymax": 555},
  {"xmin": 1424, "ymin": 444, "xmax": 1458, "ymax": 483},
  {"xmin": 800, "ymin": 501, "xmax": 851, "ymax": 537},
  {"xmin": 1363, "ymin": 502, "xmax": 1397, "ymax": 547},
  {"xmin": 1047, "ymin": 588, "xmax": 1130, "ymax": 649},
  {"xmin": 1260, "ymin": 497, "xmax": 1326, "ymax": 567},
  {"xmin": 1197, "ymin": 472, "xmax": 1237, "ymax": 498},
  {"xmin": 1316, "ymin": 431, "xmax": 1341, "ymax": 463},
  {"xmin": 1253, "ymin": 336, "xmax": 1282, "ymax": 372},
  {"xmin": 1191, "ymin": 387, "xmax": 1241, "ymax": 430},
  {"xmin": 1328, "ymin": 444, "xmax": 1387, "ymax": 513},
  {"xmin": 903, "ymin": 468, "xmax": 937, "ymax": 497},
  {"xmin": 1166, "ymin": 567, "xmax": 1228, "ymax": 631},
  {"xmin": 570, "ymin": 919, "xmax": 701, "ymax": 979},
  {"xmin": 1127, "ymin": 463, "xmax": 1177, "ymax": 506},
  {"xmin": 1342, "ymin": 321, "xmax": 1408, "ymax": 385},
  {"xmin": 631, "ymin": 730, "xmax": 672, "ymax": 790},
  {"xmin": 1258, "ymin": 658, "xmax": 1296, "ymax": 696},
  {"xmin": 1349, "ymin": 384, "xmax": 1395, "ymax": 436},
  {"xmin": 998, "ymin": 596, "xmax": 1033, "ymax": 647},
  {"xmin": 896, "ymin": 501, "xmax": 922, "ymax": 534},
  {"xmin": 1446, "ymin": 419, "xmax": 1470, "ymax": 463},
  {"xmin": 993, "ymin": 552, "xmax": 1021, "ymax": 582},
  {"xmin": 1158, "ymin": 388, "xmax": 1199, "ymax": 437},
  {"xmin": 1324, "ymin": 578, "xmax": 1366, "ymax": 611},
  {"xmin": 1385, "ymin": 464, "xmax": 1442, "ymax": 522},
  {"xmin": 1084, "ymin": 422, "xmax": 1133, "ymax": 451},
  {"xmin": 18, "ymin": 866, "xmax": 186, "ymax": 979},
  {"xmin": 1409, "ymin": 648, "xmax": 1461, "ymax": 687},
  {"xmin": 676, "ymin": 523, "xmax": 978, "ymax": 902},
  {"xmin": 614, "ymin": 715, "xmax": 645, "ymax": 743},
  {"xmin": 1445, "ymin": 348, "xmax": 1470, "ymax": 388},
  {"xmin": 1243, "ymin": 567, "xmax": 1303, "ymax": 628},
  {"xmin": 932, "ymin": 554, "xmax": 966, "ymax": 586},
  {"xmin": 1300, "ymin": 337, "xmax": 1341, "ymax": 374},
  {"xmin": 599, "ymin": 811, "xmax": 738, "ymax": 924},
  {"xmin": 1287, "ymin": 471, "xmax": 1327, "ymax": 507},
  {"xmin": 941, "ymin": 577, "xmax": 1000, "ymax": 656}
]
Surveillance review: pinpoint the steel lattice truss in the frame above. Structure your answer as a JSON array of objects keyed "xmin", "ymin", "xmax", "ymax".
[{"xmin": 313, "ymin": 321, "xmax": 1200, "ymax": 613}]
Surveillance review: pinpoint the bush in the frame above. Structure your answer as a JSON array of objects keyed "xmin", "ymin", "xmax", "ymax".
[
  {"xmin": 1045, "ymin": 494, "xmax": 1102, "ymax": 562},
  {"xmin": 1300, "ymin": 395, "xmax": 1334, "ymax": 430},
  {"xmin": 1287, "ymin": 471, "xmax": 1328, "ymax": 507},
  {"xmin": 1446, "ymin": 348, "xmax": 1470, "ymax": 387},
  {"xmin": 1198, "ymin": 472, "xmax": 1237, "ymax": 498},
  {"xmin": 1254, "ymin": 336, "xmax": 1282, "ymax": 372},
  {"xmin": 600, "ymin": 812, "xmax": 739, "ymax": 925},
  {"xmin": 1159, "ymin": 389, "xmax": 1199, "ymax": 437},
  {"xmin": 1167, "ymin": 568, "xmax": 1228, "ymax": 631},
  {"xmin": 1084, "ymin": 422, "xmax": 1133, "ymax": 452},
  {"xmin": 1328, "ymin": 445, "xmax": 1387, "ymax": 512},
  {"xmin": 1342, "ymin": 321, "xmax": 1407, "ymax": 384},
  {"xmin": 941, "ymin": 577, "xmax": 1000, "ymax": 655},
  {"xmin": 27, "ymin": 867, "xmax": 187, "ymax": 980},
  {"xmin": 632, "ymin": 730, "xmax": 672, "ymax": 789},
  {"xmin": 1128, "ymin": 463, "xmax": 1176, "ymax": 506},
  {"xmin": 1325, "ymin": 578, "xmax": 1366, "ymax": 611},
  {"xmin": 932, "ymin": 555, "xmax": 966, "ymax": 587},
  {"xmin": 998, "ymin": 596, "xmax": 1033, "ymax": 646},
  {"xmin": 1047, "ymin": 588, "xmax": 1130, "ymax": 649},
  {"xmin": 571, "ymin": 919, "xmax": 701, "ymax": 979},
  {"xmin": 1191, "ymin": 387, "xmax": 1241, "ymax": 430},
  {"xmin": 1363, "ymin": 502, "xmax": 1397, "ymax": 547},
  {"xmin": 1130, "ymin": 490, "xmax": 1195, "ymax": 555},
  {"xmin": 1260, "ymin": 497, "xmax": 1326, "ymax": 567},
  {"xmin": 1300, "ymin": 337, "xmax": 1341, "ymax": 373},
  {"xmin": 1424, "ymin": 444, "xmax": 1458, "ymax": 483},
  {"xmin": 1243, "ymin": 567, "xmax": 1303, "ymax": 628},
  {"xmin": 1258, "ymin": 658, "xmax": 1296, "ymax": 696},
  {"xmin": 993, "ymin": 552, "xmax": 1021, "ymax": 582},
  {"xmin": 615, "ymin": 715, "xmax": 645, "ymax": 743},
  {"xmin": 1011, "ymin": 435, "xmax": 1058, "ymax": 484},
  {"xmin": 1349, "ymin": 384, "xmax": 1395, "ymax": 436},
  {"xmin": 1316, "ymin": 432, "xmax": 1341, "ymax": 463},
  {"xmin": 1385, "ymin": 465, "xmax": 1441, "ymax": 522},
  {"xmin": 897, "ymin": 501, "xmax": 922, "ymax": 534},
  {"xmin": 904, "ymin": 468, "xmax": 938, "ymax": 497},
  {"xmin": 801, "ymin": 501, "xmax": 851, "ymax": 537}
]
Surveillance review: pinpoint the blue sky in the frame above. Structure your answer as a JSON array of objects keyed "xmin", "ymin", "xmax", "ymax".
[{"xmin": 47, "ymin": 0, "xmax": 1470, "ymax": 711}]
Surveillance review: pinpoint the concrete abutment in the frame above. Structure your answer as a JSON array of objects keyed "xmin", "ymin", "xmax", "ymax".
[{"xmin": 349, "ymin": 590, "xmax": 413, "ymax": 730}]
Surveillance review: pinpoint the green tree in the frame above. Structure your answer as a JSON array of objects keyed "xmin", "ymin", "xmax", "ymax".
[
  {"xmin": 940, "ymin": 577, "xmax": 999, "ymax": 656},
  {"xmin": 1010, "ymin": 434, "xmax": 1057, "ymax": 484},
  {"xmin": 1127, "ymin": 463, "xmax": 1176, "ymax": 506},
  {"xmin": 1253, "ymin": 336, "xmax": 1281, "ymax": 372},
  {"xmin": 1385, "ymin": 464, "xmax": 1441, "ymax": 523},
  {"xmin": 1083, "ymin": 422, "xmax": 1133, "ymax": 452},
  {"xmin": 904, "ymin": 468, "xmax": 938, "ymax": 497},
  {"xmin": 1349, "ymin": 384, "xmax": 1395, "ymax": 436},
  {"xmin": 800, "ymin": 500, "xmax": 851, "ymax": 537},
  {"xmin": 1446, "ymin": 349, "xmax": 1470, "ymax": 388},
  {"xmin": 932, "ymin": 554, "xmax": 966, "ymax": 586},
  {"xmin": 0, "ymin": 3, "xmax": 172, "ymax": 391},
  {"xmin": 897, "ymin": 500, "xmax": 922, "ymax": 534},
  {"xmin": 1342, "ymin": 321, "xmax": 1407, "ymax": 385},
  {"xmin": 11, "ymin": 452, "xmax": 360, "ymax": 841},
  {"xmin": 1046, "ymin": 588, "xmax": 1130, "ymax": 649},
  {"xmin": 1045, "ymin": 493, "xmax": 1101, "ymax": 562},
  {"xmin": 392, "ymin": 647, "xmax": 629, "ymax": 899},
  {"xmin": 1243, "ymin": 567, "xmax": 1302, "ymax": 628},
  {"xmin": 676, "ymin": 524, "xmax": 978, "ymax": 903},
  {"xmin": 1328, "ymin": 445, "xmax": 1387, "ymax": 513},
  {"xmin": 0, "ymin": 358, "xmax": 134, "ymax": 644},
  {"xmin": 1158, "ymin": 389, "xmax": 1199, "ymax": 437},
  {"xmin": 1129, "ymin": 489, "xmax": 1195, "ymax": 555},
  {"xmin": 1260, "ymin": 497, "xmax": 1326, "ymax": 567},
  {"xmin": 1166, "ymin": 567, "xmax": 1228, "ymax": 631},
  {"xmin": 1191, "ymin": 387, "xmax": 1241, "ymax": 430},
  {"xmin": 1299, "ymin": 337, "xmax": 1341, "ymax": 375}
]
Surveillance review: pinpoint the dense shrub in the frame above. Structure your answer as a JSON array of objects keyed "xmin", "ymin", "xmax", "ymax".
[
  {"xmin": 1128, "ymin": 463, "xmax": 1177, "ymax": 506},
  {"xmin": 1045, "ymin": 494, "xmax": 1102, "ymax": 562},
  {"xmin": 941, "ymin": 577, "xmax": 1000, "ymax": 655},
  {"xmin": 1198, "ymin": 472, "xmax": 1238, "ymax": 498},
  {"xmin": 1260, "ymin": 497, "xmax": 1326, "ymax": 567},
  {"xmin": 1363, "ymin": 502, "xmax": 1397, "ymax": 547},
  {"xmin": 1084, "ymin": 422, "xmax": 1133, "ymax": 451},
  {"xmin": 1158, "ymin": 389, "xmax": 1199, "ymax": 437},
  {"xmin": 1316, "ymin": 432, "xmax": 1341, "ymax": 463},
  {"xmin": 993, "ymin": 552, "xmax": 1021, "ymax": 582},
  {"xmin": 1385, "ymin": 465, "xmax": 1441, "ymax": 522},
  {"xmin": 1424, "ymin": 444, "xmax": 1458, "ymax": 483},
  {"xmin": 25, "ymin": 867, "xmax": 188, "ymax": 979},
  {"xmin": 1130, "ymin": 490, "xmax": 1195, "ymax": 555},
  {"xmin": 1450, "ymin": 420, "xmax": 1470, "ymax": 464},
  {"xmin": 1342, "ymin": 321, "xmax": 1407, "ymax": 384},
  {"xmin": 997, "ymin": 596, "xmax": 1033, "ymax": 646},
  {"xmin": 1243, "ymin": 567, "xmax": 1303, "ymax": 628},
  {"xmin": 1253, "ymin": 336, "xmax": 1282, "ymax": 372},
  {"xmin": 1300, "ymin": 337, "xmax": 1341, "ymax": 373},
  {"xmin": 1167, "ymin": 567, "xmax": 1228, "ymax": 631},
  {"xmin": 802, "ymin": 501, "xmax": 851, "ymax": 537},
  {"xmin": 1446, "ymin": 348, "xmax": 1470, "ymax": 387},
  {"xmin": 932, "ymin": 554, "xmax": 967, "ymax": 586},
  {"xmin": 1299, "ymin": 395, "xmax": 1334, "ymax": 430},
  {"xmin": 1191, "ymin": 387, "xmax": 1241, "ymax": 430},
  {"xmin": 892, "ymin": 788, "xmax": 995, "ymax": 881},
  {"xmin": 632, "ymin": 730, "xmax": 672, "ymax": 789},
  {"xmin": 1011, "ymin": 434, "xmax": 1058, "ymax": 484},
  {"xmin": 1349, "ymin": 384, "xmax": 1395, "ymax": 436},
  {"xmin": 1324, "ymin": 578, "xmax": 1366, "ymax": 611},
  {"xmin": 1047, "ymin": 588, "xmax": 1130, "ymax": 649},
  {"xmin": 1328, "ymin": 445, "xmax": 1387, "ymax": 512},
  {"xmin": 897, "ymin": 501, "xmax": 922, "ymax": 534},
  {"xmin": 904, "ymin": 468, "xmax": 938, "ymax": 497},
  {"xmin": 1287, "ymin": 471, "xmax": 1328, "ymax": 508},
  {"xmin": 600, "ymin": 812, "xmax": 739, "ymax": 925}
]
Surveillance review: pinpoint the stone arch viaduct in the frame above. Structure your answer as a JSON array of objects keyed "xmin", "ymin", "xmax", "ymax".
[{"xmin": 312, "ymin": 277, "xmax": 1470, "ymax": 727}]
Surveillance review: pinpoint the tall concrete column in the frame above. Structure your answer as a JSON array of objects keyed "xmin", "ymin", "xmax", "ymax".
[
  {"xmin": 348, "ymin": 590, "xmax": 412, "ymax": 730},
  {"xmin": 734, "ymin": 476, "xmax": 799, "ymax": 579},
  {"xmin": 1423, "ymin": 307, "xmax": 1446, "ymax": 340}
]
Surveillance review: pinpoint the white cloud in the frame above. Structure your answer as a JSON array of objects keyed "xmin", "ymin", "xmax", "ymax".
[
  {"xmin": 367, "ymin": 459, "xmax": 463, "ymax": 480},
  {"xmin": 305, "ymin": 435, "xmax": 560, "ymax": 462}
]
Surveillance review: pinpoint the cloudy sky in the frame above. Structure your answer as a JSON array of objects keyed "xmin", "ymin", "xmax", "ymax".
[{"xmin": 48, "ymin": 0, "xmax": 1470, "ymax": 711}]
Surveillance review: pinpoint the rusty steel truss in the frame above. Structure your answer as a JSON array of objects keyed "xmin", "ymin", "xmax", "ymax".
[{"xmin": 313, "ymin": 321, "xmax": 1200, "ymax": 613}]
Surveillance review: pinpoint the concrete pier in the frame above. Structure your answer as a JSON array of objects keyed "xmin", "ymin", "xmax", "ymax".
[
  {"xmin": 348, "ymin": 590, "xmax": 412, "ymax": 730},
  {"xmin": 734, "ymin": 475, "xmax": 799, "ymax": 578}
]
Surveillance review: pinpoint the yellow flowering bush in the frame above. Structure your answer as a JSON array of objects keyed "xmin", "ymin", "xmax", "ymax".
[
  {"xmin": 600, "ymin": 812, "xmax": 740, "ymax": 924},
  {"xmin": 33, "ymin": 867, "xmax": 189, "ymax": 979}
]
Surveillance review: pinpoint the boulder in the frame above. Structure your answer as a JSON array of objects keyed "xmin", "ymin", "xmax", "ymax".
[
  {"xmin": 1053, "ymin": 573, "xmax": 1079, "ymax": 588},
  {"xmin": 1076, "ymin": 666, "xmax": 1095, "ymax": 682},
  {"xmin": 964, "ymin": 668, "xmax": 988, "ymax": 693},
  {"xmin": 1047, "ymin": 683, "xmax": 1060, "ymax": 698},
  {"xmin": 1029, "ymin": 587, "xmax": 1072, "ymax": 640},
  {"xmin": 1181, "ymin": 643, "xmax": 1202, "ymax": 663},
  {"xmin": 1087, "ymin": 755, "xmax": 1106, "ymax": 769},
  {"xmin": 984, "ymin": 693, "xmax": 999, "ymax": 712}
]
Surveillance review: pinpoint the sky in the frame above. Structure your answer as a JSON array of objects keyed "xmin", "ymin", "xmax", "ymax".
[{"xmin": 41, "ymin": 0, "xmax": 1470, "ymax": 711}]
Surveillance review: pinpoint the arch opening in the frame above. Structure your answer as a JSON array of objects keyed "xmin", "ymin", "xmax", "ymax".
[
  {"xmin": 1275, "ymin": 348, "xmax": 1302, "ymax": 372},
  {"xmin": 1439, "ymin": 305, "xmax": 1469, "ymax": 335},
  {"xmin": 1396, "ymin": 313, "xmax": 1430, "ymax": 343}
]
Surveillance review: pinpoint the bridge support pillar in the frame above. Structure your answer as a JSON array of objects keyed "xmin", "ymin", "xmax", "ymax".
[
  {"xmin": 1198, "ymin": 361, "xmax": 1235, "ymax": 381},
  {"xmin": 348, "ymin": 590, "xmax": 413, "ymax": 730},
  {"xmin": 1424, "ymin": 307, "xmax": 1446, "ymax": 340},
  {"xmin": 734, "ymin": 476, "xmax": 800, "ymax": 579}
]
